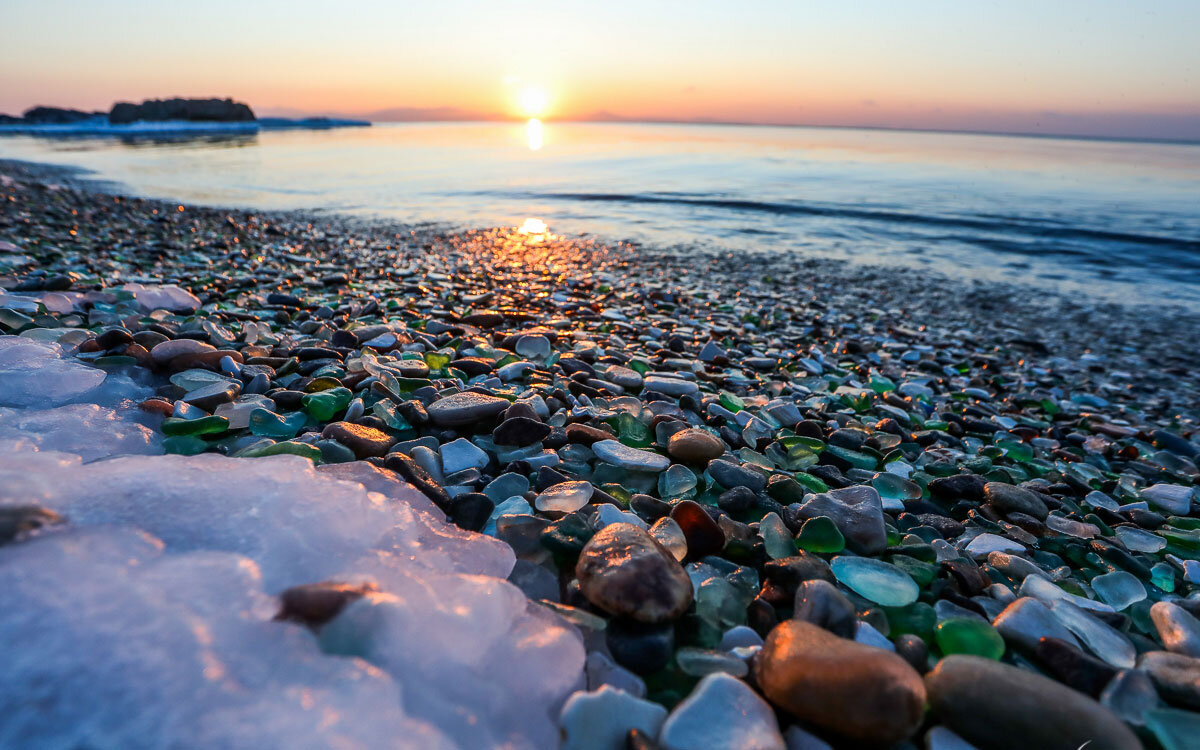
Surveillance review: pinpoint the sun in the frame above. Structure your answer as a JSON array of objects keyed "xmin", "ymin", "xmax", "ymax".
[{"xmin": 518, "ymin": 86, "xmax": 550, "ymax": 118}]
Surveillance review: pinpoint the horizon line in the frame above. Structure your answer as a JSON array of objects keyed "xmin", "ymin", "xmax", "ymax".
[{"xmin": 352, "ymin": 116, "xmax": 1200, "ymax": 147}]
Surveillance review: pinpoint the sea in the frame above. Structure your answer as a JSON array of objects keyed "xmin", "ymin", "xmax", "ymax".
[{"xmin": 2, "ymin": 121, "xmax": 1198, "ymax": 306}]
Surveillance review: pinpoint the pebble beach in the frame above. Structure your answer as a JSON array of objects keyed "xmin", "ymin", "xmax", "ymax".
[{"xmin": 3, "ymin": 157, "xmax": 1200, "ymax": 749}]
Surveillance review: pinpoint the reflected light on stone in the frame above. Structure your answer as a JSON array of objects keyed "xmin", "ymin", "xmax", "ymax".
[
  {"xmin": 526, "ymin": 118, "xmax": 543, "ymax": 151},
  {"xmin": 519, "ymin": 218, "xmax": 548, "ymax": 235}
]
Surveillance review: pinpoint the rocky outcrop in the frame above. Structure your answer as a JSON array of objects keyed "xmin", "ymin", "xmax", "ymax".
[
  {"xmin": 108, "ymin": 98, "xmax": 255, "ymax": 124},
  {"xmin": 22, "ymin": 106, "xmax": 103, "ymax": 124}
]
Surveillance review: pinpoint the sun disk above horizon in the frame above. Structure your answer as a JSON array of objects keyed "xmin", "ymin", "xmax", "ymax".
[{"xmin": 518, "ymin": 86, "xmax": 550, "ymax": 118}]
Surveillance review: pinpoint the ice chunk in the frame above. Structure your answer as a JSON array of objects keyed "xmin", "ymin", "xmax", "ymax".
[
  {"xmin": 120, "ymin": 282, "xmax": 202, "ymax": 313},
  {"xmin": 0, "ymin": 527, "xmax": 452, "ymax": 749},
  {"xmin": 0, "ymin": 403, "xmax": 158, "ymax": 461},
  {"xmin": 0, "ymin": 452, "xmax": 514, "ymax": 586},
  {"xmin": 0, "ymin": 334, "xmax": 584, "ymax": 749},
  {"xmin": 0, "ymin": 337, "xmax": 104, "ymax": 407}
]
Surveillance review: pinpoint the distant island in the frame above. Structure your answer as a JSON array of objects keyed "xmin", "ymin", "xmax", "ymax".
[{"xmin": 0, "ymin": 98, "xmax": 370, "ymax": 135}]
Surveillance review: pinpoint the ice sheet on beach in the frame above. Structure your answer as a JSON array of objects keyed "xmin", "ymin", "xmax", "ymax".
[{"xmin": 0, "ymin": 335, "xmax": 585, "ymax": 749}]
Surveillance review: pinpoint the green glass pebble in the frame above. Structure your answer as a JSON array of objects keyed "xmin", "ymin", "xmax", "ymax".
[
  {"xmin": 793, "ymin": 472, "xmax": 829, "ymax": 494},
  {"xmin": 826, "ymin": 444, "xmax": 878, "ymax": 471},
  {"xmin": 1144, "ymin": 708, "xmax": 1200, "ymax": 750},
  {"xmin": 616, "ymin": 412, "xmax": 653, "ymax": 448},
  {"xmin": 249, "ymin": 408, "xmax": 307, "ymax": 438},
  {"xmin": 301, "ymin": 387, "xmax": 352, "ymax": 420},
  {"xmin": 872, "ymin": 472, "xmax": 922, "ymax": 501},
  {"xmin": 1150, "ymin": 562, "xmax": 1176, "ymax": 592},
  {"xmin": 889, "ymin": 554, "xmax": 937, "ymax": 587},
  {"xmin": 868, "ymin": 373, "xmax": 895, "ymax": 394},
  {"xmin": 998, "ymin": 439, "xmax": 1034, "ymax": 463},
  {"xmin": 831, "ymin": 556, "xmax": 919, "ymax": 607},
  {"xmin": 161, "ymin": 415, "xmax": 229, "ymax": 437},
  {"xmin": 372, "ymin": 400, "xmax": 414, "ymax": 431},
  {"xmin": 239, "ymin": 440, "xmax": 322, "ymax": 462},
  {"xmin": 884, "ymin": 602, "xmax": 936, "ymax": 640},
  {"xmin": 163, "ymin": 435, "xmax": 208, "ymax": 456},
  {"xmin": 316, "ymin": 439, "xmax": 357, "ymax": 464},
  {"xmin": 935, "ymin": 618, "xmax": 1005, "ymax": 660},
  {"xmin": 760, "ymin": 512, "xmax": 795, "ymax": 560},
  {"xmin": 718, "ymin": 391, "xmax": 745, "ymax": 413},
  {"xmin": 796, "ymin": 515, "xmax": 844, "ymax": 553},
  {"xmin": 424, "ymin": 351, "xmax": 451, "ymax": 372},
  {"xmin": 304, "ymin": 376, "xmax": 343, "ymax": 393},
  {"xmin": 541, "ymin": 514, "xmax": 595, "ymax": 557}
]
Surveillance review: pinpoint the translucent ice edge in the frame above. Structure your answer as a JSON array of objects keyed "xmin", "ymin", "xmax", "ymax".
[{"xmin": 0, "ymin": 334, "xmax": 584, "ymax": 749}]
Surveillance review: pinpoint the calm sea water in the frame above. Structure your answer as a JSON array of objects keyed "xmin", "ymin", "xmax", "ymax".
[{"xmin": 2, "ymin": 122, "xmax": 1198, "ymax": 305}]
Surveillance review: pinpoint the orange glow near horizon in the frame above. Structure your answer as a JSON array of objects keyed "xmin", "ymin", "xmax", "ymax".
[{"xmin": 1, "ymin": 2, "xmax": 1198, "ymax": 140}]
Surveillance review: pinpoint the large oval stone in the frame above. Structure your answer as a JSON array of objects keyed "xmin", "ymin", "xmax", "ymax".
[
  {"xmin": 321, "ymin": 421, "xmax": 395, "ymax": 458},
  {"xmin": 755, "ymin": 620, "xmax": 925, "ymax": 745},
  {"xmin": 575, "ymin": 523, "xmax": 693, "ymax": 624},
  {"xmin": 149, "ymin": 338, "xmax": 216, "ymax": 364},
  {"xmin": 925, "ymin": 655, "xmax": 1141, "ymax": 750},
  {"xmin": 426, "ymin": 391, "xmax": 510, "ymax": 427},
  {"xmin": 667, "ymin": 428, "xmax": 726, "ymax": 464}
]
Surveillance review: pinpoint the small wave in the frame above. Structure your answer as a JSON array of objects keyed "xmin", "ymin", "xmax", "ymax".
[{"xmin": 479, "ymin": 190, "xmax": 1200, "ymax": 253}]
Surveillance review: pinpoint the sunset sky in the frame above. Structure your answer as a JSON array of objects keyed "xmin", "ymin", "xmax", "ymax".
[{"xmin": 2, "ymin": 0, "xmax": 1198, "ymax": 140}]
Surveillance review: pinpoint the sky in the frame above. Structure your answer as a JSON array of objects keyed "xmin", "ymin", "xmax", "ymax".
[{"xmin": 1, "ymin": 0, "xmax": 1198, "ymax": 140}]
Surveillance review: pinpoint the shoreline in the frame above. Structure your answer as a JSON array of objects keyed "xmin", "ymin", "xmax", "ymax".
[
  {"xmin": 2, "ymin": 157, "xmax": 1200, "ymax": 747},
  {"xmin": 4, "ymin": 155, "xmax": 1199, "ymax": 403}
]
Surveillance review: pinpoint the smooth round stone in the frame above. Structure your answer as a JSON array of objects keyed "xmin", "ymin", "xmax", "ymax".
[
  {"xmin": 642, "ymin": 375, "xmax": 699, "ymax": 397},
  {"xmin": 1138, "ymin": 651, "xmax": 1200, "ymax": 710},
  {"xmin": 575, "ymin": 523, "xmax": 693, "ymax": 624},
  {"xmin": 149, "ymin": 338, "xmax": 216, "ymax": 364},
  {"xmin": 426, "ymin": 391, "xmax": 510, "ymax": 427},
  {"xmin": 535, "ymin": 480, "xmax": 593, "ymax": 513},
  {"xmin": 831, "ymin": 556, "xmax": 919, "ymax": 607},
  {"xmin": 935, "ymin": 618, "xmax": 1005, "ymax": 660},
  {"xmin": 925, "ymin": 655, "xmax": 1142, "ymax": 750},
  {"xmin": 603, "ymin": 365, "xmax": 643, "ymax": 390},
  {"xmin": 0, "ymin": 504, "xmax": 63, "ymax": 544},
  {"xmin": 756, "ymin": 620, "xmax": 926, "ymax": 745},
  {"xmin": 492, "ymin": 416, "xmax": 551, "ymax": 446},
  {"xmin": 659, "ymin": 673, "xmax": 785, "ymax": 750},
  {"xmin": 592, "ymin": 439, "xmax": 670, "ymax": 472},
  {"xmin": 605, "ymin": 619, "xmax": 675, "ymax": 674},
  {"xmin": 667, "ymin": 428, "xmax": 726, "ymax": 464},
  {"xmin": 984, "ymin": 482, "xmax": 1049, "ymax": 521},
  {"xmin": 1151, "ymin": 601, "xmax": 1200, "ymax": 658},
  {"xmin": 792, "ymin": 579, "xmax": 856, "ymax": 638},
  {"xmin": 320, "ymin": 421, "xmax": 395, "ymax": 459}
]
